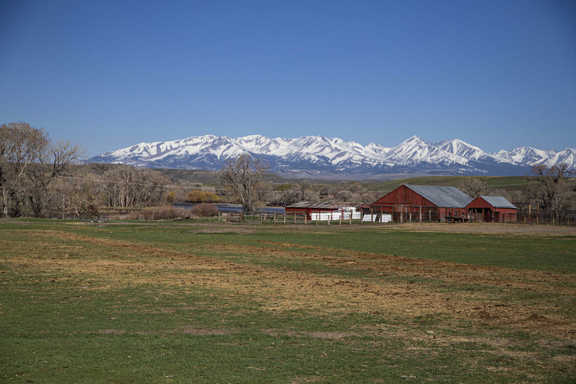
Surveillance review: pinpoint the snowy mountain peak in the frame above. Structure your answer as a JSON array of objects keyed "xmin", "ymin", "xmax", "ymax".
[
  {"xmin": 400, "ymin": 135, "xmax": 427, "ymax": 145},
  {"xmin": 89, "ymin": 134, "xmax": 576, "ymax": 177},
  {"xmin": 438, "ymin": 139, "xmax": 486, "ymax": 160}
]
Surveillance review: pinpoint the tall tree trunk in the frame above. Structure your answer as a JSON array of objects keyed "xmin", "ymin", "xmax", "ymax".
[{"xmin": 1, "ymin": 187, "xmax": 7, "ymax": 217}]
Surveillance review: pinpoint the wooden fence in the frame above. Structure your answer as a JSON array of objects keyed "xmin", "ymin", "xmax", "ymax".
[{"xmin": 218, "ymin": 211, "xmax": 576, "ymax": 226}]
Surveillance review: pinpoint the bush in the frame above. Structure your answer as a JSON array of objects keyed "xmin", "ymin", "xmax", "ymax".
[
  {"xmin": 187, "ymin": 190, "xmax": 220, "ymax": 203},
  {"xmin": 127, "ymin": 206, "xmax": 191, "ymax": 220},
  {"xmin": 191, "ymin": 203, "xmax": 219, "ymax": 217},
  {"xmin": 79, "ymin": 203, "xmax": 100, "ymax": 220}
]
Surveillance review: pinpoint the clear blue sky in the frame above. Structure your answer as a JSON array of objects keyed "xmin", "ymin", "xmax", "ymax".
[{"xmin": 1, "ymin": 0, "xmax": 575, "ymax": 156}]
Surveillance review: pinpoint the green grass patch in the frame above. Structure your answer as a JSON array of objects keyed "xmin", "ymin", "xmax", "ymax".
[{"xmin": 1, "ymin": 220, "xmax": 575, "ymax": 383}]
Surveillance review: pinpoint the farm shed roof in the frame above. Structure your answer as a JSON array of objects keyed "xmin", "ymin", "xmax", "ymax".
[
  {"xmin": 217, "ymin": 205, "xmax": 287, "ymax": 214},
  {"xmin": 215, "ymin": 204, "xmax": 243, "ymax": 213},
  {"xmin": 405, "ymin": 184, "xmax": 472, "ymax": 208},
  {"xmin": 258, "ymin": 207, "xmax": 286, "ymax": 214},
  {"xmin": 173, "ymin": 203, "xmax": 285, "ymax": 214},
  {"xmin": 287, "ymin": 201, "xmax": 340, "ymax": 209},
  {"xmin": 480, "ymin": 196, "xmax": 517, "ymax": 209},
  {"xmin": 173, "ymin": 202, "xmax": 243, "ymax": 212}
]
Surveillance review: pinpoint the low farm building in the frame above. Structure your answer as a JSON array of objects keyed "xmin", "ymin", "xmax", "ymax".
[
  {"xmin": 369, "ymin": 184, "xmax": 472, "ymax": 222},
  {"xmin": 467, "ymin": 196, "xmax": 518, "ymax": 223},
  {"xmin": 173, "ymin": 203, "xmax": 285, "ymax": 215},
  {"xmin": 286, "ymin": 202, "xmax": 360, "ymax": 221}
]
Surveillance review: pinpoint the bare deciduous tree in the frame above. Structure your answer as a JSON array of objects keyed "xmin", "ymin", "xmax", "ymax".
[
  {"xmin": 459, "ymin": 177, "xmax": 488, "ymax": 198},
  {"xmin": 220, "ymin": 154, "xmax": 264, "ymax": 213},
  {"xmin": 0, "ymin": 122, "xmax": 78, "ymax": 217},
  {"xmin": 531, "ymin": 164, "xmax": 573, "ymax": 220},
  {"xmin": 26, "ymin": 142, "xmax": 79, "ymax": 217},
  {"xmin": 102, "ymin": 166, "xmax": 169, "ymax": 209},
  {"xmin": 0, "ymin": 123, "xmax": 47, "ymax": 216}
]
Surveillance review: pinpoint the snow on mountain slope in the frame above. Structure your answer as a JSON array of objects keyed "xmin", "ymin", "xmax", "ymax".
[
  {"xmin": 437, "ymin": 139, "xmax": 486, "ymax": 161},
  {"xmin": 552, "ymin": 149, "xmax": 576, "ymax": 168},
  {"xmin": 493, "ymin": 147, "xmax": 555, "ymax": 165},
  {"xmin": 90, "ymin": 135, "xmax": 576, "ymax": 176},
  {"xmin": 382, "ymin": 136, "xmax": 470, "ymax": 166}
]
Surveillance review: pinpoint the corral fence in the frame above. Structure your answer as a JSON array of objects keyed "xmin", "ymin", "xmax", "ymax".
[
  {"xmin": 219, "ymin": 212, "xmax": 365, "ymax": 225},
  {"xmin": 516, "ymin": 211, "xmax": 576, "ymax": 226},
  {"xmin": 64, "ymin": 203, "xmax": 575, "ymax": 226},
  {"xmin": 218, "ymin": 210, "xmax": 438, "ymax": 225},
  {"xmin": 218, "ymin": 209, "xmax": 576, "ymax": 226}
]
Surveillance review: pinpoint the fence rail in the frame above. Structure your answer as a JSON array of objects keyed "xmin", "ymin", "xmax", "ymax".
[{"xmin": 217, "ymin": 211, "xmax": 576, "ymax": 226}]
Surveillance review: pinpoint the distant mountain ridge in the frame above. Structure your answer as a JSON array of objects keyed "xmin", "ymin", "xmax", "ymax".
[{"xmin": 89, "ymin": 135, "xmax": 576, "ymax": 178}]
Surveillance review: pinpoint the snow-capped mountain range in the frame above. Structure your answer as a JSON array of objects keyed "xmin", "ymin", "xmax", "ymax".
[{"xmin": 89, "ymin": 135, "xmax": 576, "ymax": 178}]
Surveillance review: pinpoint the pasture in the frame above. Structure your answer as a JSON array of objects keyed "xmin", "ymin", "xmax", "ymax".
[{"xmin": 1, "ymin": 221, "xmax": 575, "ymax": 383}]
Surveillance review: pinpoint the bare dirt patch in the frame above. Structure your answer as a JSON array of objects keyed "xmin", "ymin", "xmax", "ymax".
[
  {"xmin": 262, "ymin": 329, "xmax": 359, "ymax": 340},
  {"xmin": 290, "ymin": 376, "xmax": 325, "ymax": 384},
  {"xmin": 97, "ymin": 329, "xmax": 127, "ymax": 335},
  {"xmin": 173, "ymin": 327, "xmax": 236, "ymax": 335}
]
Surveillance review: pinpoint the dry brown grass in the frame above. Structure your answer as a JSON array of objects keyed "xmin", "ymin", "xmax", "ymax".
[{"xmin": 4, "ymin": 229, "xmax": 575, "ymax": 342}]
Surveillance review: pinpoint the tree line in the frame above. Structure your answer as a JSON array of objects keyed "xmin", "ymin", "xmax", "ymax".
[
  {"xmin": 0, "ymin": 123, "xmax": 174, "ymax": 218},
  {"xmin": 0, "ymin": 123, "xmax": 77, "ymax": 217},
  {"xmin": 1, "ymin": 122, "xmax": 574, "ymax": 220}
]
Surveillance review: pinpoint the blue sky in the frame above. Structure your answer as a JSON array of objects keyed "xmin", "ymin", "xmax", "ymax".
[{"xmin": 1, "ymin": 0, "xmax": 575, "ymax": 156}]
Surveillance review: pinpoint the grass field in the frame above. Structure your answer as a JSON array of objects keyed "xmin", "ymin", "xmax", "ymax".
[{"xmin": 1, "ymin": 220, "xmax": 576, "ymax": 383}]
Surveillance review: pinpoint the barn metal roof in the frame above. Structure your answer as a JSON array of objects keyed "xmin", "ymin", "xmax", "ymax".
[
  {"xmin": 480, "ymin": 196, "xmax": 517, "ymax": 209},
  {"xmin": 287, "ymin": 201, "xmax": 340, "ymax": 209},
  {"xmin": 405, "ymin": 184, "xmax": 472, "ymax": 208}
]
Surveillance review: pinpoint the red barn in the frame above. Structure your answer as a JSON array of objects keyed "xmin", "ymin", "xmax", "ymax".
[
  {"xmin": 467, "ymin": 196, "xmax": 517, "ymax": 223},
  {"xmin": 369, "ymin": 184, "xmax": 472, "ymax": 222}
]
